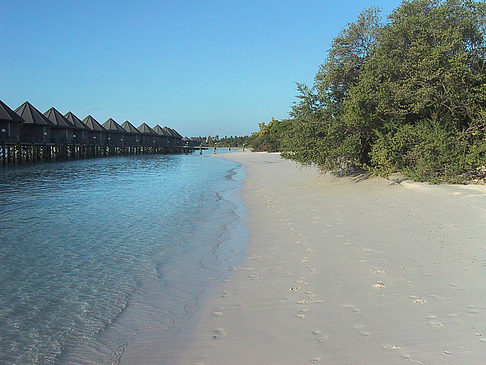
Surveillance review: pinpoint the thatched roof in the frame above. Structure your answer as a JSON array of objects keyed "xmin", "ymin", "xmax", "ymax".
[
  {"xmin": 64, "ymin": 112, "xmax": 89, "ymax": 130},
  {"xmin": 152, "ymin": 125, "xmax": 167, "ymax": 136},
  {"xmin": 172, "ymin": 129, "xmax": 183, "ymax": 138},
  {"xmin": 121, "ymin": 121, "xmax": 141, "ymax": 134},
  {"xmin": 162, "ymin": 126, "xmax": 174, "ymax": 137},
  {"xmin": 82, "ymin": 115, "xmax": 105, "ymax": 131},
  {"xmin": 102, "ymin": 118, "xmax": 125, "ymax": 133},
  {"xmin": 169, "ymin": 128, "xmax": 182, "ymax": 138},
  {"xmin": 0, "ymin": 100, "xmax": 24, "ymax": 123},
  {"xmin": 44, "ymin": 107, "xmax": 75, "ymax": 129},
  {"xmin": 15, "ymin": 102, "xmax": 54, "ymax": 126},
  {"xmin": 137, "ymin": 123, "xmax": 157, "ymax": 135}
]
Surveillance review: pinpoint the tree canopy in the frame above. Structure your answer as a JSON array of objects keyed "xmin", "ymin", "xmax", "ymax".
[{"xmin": 250, "ymin": 0, "xmax": 486, "ymax": 183}]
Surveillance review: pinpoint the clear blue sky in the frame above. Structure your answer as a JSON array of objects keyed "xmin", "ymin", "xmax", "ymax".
[{"xmin": 1, "ymin": 0, "xmax": 402, "ymax": 137}]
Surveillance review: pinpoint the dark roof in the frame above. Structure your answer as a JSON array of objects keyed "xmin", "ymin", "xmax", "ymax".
[
  {"xmin": 137, "ymin": 123, "xmax": 157, "ymax": 135},
  {"xmin": 170, "ymin": 128, "xmax": 183, "ymax": 138},
  {"xmin": 15, "ymin": 102, "xmax": 54, "ymax": 126},
  {"xmin": 44, "ymin": 107, "xmax": 75, "ymax": 129},
  {"xmin": 121, "ymin": 121, "xmax": 141, "ymax": 134},
  {"xmin": 102, "ymin": 118, "xmax": 125, "ymax": 133},
  {"xmin": 0, "ymin": 100, "xmax": 24, "ymax": 123},
  {"xmin": 82, "ymin": 115, "xmax": 106, "ymax": 131},
  {"xmin": 162, "ymin": 126, "xmax": 174, "ymax": 137},
  {"xmin": 152, "ymin": 125, "xmax": 167, "ymax": 136},
  {"xmin": 64, "ymin": 111, "xmax": 89, "ymax": 130}
]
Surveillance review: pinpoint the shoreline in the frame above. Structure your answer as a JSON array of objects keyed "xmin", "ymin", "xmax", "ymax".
[{"xmin": 176, "ymin": 151, "xmax": 486, "ymax": 364}]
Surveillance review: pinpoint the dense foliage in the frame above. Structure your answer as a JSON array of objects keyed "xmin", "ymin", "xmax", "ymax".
[
  {"xmin": 192, "ymin": 135, "xmax": 251, "ymax": 147},
  {"xmin": 250, "ymin": 0, "xmax": 486, "ymax": 183}
]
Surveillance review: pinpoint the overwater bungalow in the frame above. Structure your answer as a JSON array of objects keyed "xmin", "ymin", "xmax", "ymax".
[
  {"xmin": 102, "ymin": 118, "xmax": 125, "ymax": 145},
  {"xmin": 170, "ymin": 128, "xmax": 183, "ymax": 146},
  {"xmin": 82, "ymin": 115, "xmax": 105, "ymax": 146},
  {"xmin": 64, "ymin": 111, "xmax": 90, "ymax": 144},
  {"xmin": 162, "ymin": 126, "xmax": 175, "ymax": 147},
  {"xmin": 121, "ymin": 121, "xmax": 142, "ymax": 146},
  {"xmin": 153, "ymin": 125, "xmax": 169, "ymax": 148},
  {"xmin": 0, "ymin": 100, "xmax": 24, "ymax": 143},
  {"xmin": 15, "ymin": 102, "xmax": 53, "ymax": 143},
  {"xmin": 44, "ymin": 107, "xmax": 76, "ymax": 144},
  {"xmin": 137, "ymin": 123, "xmax": 157, "ymax": 147}
]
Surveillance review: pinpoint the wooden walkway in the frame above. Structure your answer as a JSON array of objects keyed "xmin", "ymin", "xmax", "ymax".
[{"xmin": 0, "ymin": 142, "xmax": 197, "ymax": 165}]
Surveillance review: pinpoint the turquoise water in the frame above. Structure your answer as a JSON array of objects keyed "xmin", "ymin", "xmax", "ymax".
[{"xmin": 0, "ymin": 150, "xmax": 246, "ymax": 364}]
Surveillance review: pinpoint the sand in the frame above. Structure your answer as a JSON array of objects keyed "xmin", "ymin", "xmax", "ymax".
[{"xmin": 176, "ymin": 151, "xmax": 486, "ymax": 365}]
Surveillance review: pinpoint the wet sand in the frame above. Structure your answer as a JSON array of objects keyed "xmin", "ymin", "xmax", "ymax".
[{"xmin": 177, "ymin": 151, "xmax": 486, "ymax": 364}]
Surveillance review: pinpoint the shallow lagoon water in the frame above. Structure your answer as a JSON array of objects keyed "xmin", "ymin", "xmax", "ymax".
[{"xmin": 0, "ymin": 150, "xmax": 246, "ymax": 364}]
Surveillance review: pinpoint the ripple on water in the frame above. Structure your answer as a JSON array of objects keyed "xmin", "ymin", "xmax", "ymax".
[{"xmin": 0, "ymin": 153, "xmax": 247, "ymax": 364}]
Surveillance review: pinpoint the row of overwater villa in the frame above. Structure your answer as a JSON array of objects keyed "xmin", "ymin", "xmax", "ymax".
[{"xmin": 0, "ymin": 99, "xmax": 186, "ymax": 164}]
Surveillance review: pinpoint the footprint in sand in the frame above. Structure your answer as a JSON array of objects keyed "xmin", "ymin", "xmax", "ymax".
[
  {"xmin": 409, "ymin": 295, "xmax": 426, "ymax": 305},
  {"xmin": 428, "ymin": 320, "xmax": 444, "ymax": 328},
  {"xmin": 466, "ymin": 305, "xmax": 480, "ymax": 314},
  {"xmin": 312, "ymin": 330, "xmax": 329, "ymax": 342},
  {"xmin": 212, "ymin": 328, "xmax": 226, "ymax": 340},
  {"xmin": 429, "ymin": 294, "xmax": 446, "ymax": 300},
  {"xmin": 373, "ymin": 267, "xmax": 387, "ymax": 274},
  {"xmin": 341, "ymin": 304, "xmax": 360, "ymax": 313},
  {"xmin": 354, "ymin": 323, "xmax": 371, "ymax": 337},
  {"xmin": 382, "ymin": 345, "xmax": 416, "ymax": 362},
  {"xmin": 362, "ymin": 247, "xmax": 381, "ymax": 253},
  {"xmin": 300, "ymin": 257, "xmax": 308, "ymax": 264},
  {"xmin": 373, "ymin": 281, "xmax": 386, "ymax": 289},
  {"xmin": 383, "ymin": 344, "xmax": 401, "ymax": 351},
  {"xmin": 248, "ymin": 274, "xmax": 261, "ymax": 280},
  {"xmin": 311, "ymin": 357, "xmax": 322, "ymax": 363},
  {"xmin": 297, "ymin": 299, "xmax": 307, "ymax": 305},
  {"xmin": 296, "ymin": 313, "xmax": 306, "ymax": 320},
  {"xmin": 221, "ymin": 291, "xmax": 231, "ymax": 298},
  {"xmin": 305, "ymin": 291, "xmax": 316, "ymax": 298},
  {"xmin": 213, "ymin": 308, "xmax": 224, "ymax": 317}
]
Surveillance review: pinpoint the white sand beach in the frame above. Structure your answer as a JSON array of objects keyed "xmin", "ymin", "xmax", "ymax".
[{"xmin": 177, "ymin": 151, "xmax": 486, "ymax": 364}]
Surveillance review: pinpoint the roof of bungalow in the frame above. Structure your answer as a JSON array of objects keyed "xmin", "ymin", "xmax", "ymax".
[
  {"xmin": 64, "ymin": 112, "xmax": 89, "ymax": 130},
  {"xmin": 0, "ymin": 100, "xmax": 24, "ymax": 123},
  {"xmin": 137, "ymin": 122, "xmax": 157, "ymax": 135},
  {"xmin": 121, "ymin": 120, "xmax": 141, "ymax": 134},
  {"xmin": 44, "ymin": 107, "xmax": 76, "ymax": 129},
  {"xmin": 162, "ymin": 126, "xmax": 174, "ymax": 137},
  {"xmin": 82, "ymin": 115, "xmax": 105, "ymax": 131},
  {"xmin": 152, "ymin": 125, "xmax": 167, "ymax": 136},
  {"xmin": 15, "ymin": 101, "xmax": 54, "ymax": 126},
  {"xmin": 170, "ymin": 128, "xmax": 183, "ymax": 138},
  {"xmin": 102, "ymin": 118, "xmax": 125, "ymax": 133}
]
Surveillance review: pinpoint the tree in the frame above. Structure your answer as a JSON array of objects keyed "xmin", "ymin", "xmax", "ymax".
[
  {"xmin": 344, "ymin": 0, "xmax": 486, "ymax": 180},
  {"xmin": 287, "ymin": 7, "xmax": 383, "ymax": 169}
]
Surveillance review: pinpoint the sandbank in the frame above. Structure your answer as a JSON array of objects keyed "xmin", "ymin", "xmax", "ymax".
[{"xmin": 177, "ymin": 151, "xmax": 486, "ymax": 364}]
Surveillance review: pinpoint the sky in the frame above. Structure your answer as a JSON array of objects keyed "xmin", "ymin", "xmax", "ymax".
[{"xmin": 1, "ymin": 0, "xmax": 402, "ymax": 137}]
